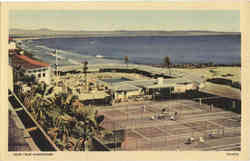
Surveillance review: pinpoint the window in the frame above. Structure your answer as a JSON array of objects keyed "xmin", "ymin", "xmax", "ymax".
[
  {"xmin": 43, "ymin": 73, "xmax": 46, "ymax": 77},
  {"xmin": 38, "ymin": 73, "xmax": 41, "ymax": 78}
]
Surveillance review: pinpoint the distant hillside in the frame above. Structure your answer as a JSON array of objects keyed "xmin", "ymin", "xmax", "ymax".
[{"xmin": 9, "ymin": 28, "xmax": 241, "ymax": 38}]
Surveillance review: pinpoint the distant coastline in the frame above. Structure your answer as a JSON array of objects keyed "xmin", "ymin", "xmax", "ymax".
[{"xmin": 10, "ymin": 28, "xmax": 241, "ymax": 39}]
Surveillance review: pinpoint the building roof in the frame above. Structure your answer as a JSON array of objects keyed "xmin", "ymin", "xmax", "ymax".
[
  {"xmin": 98, "ymin": 77, "xmax": 200, "ymax": 91},
  {"xmin": 126, "ymin": 79, "xmax": 156, "ymax": 88},
  {"xmin": 110, "ymin": 83, "xmax": 141, "ymax": 92},
  {"xmin": 78, "ymin": 91, "xmax": 109, "ymax": 100},
  {"xmin": 122, "ymin": 79, "xmax": 177, "ymax": 89},
  {"xmin": 200, "ymin": 82, "xmax": 241, "ymax": 101},
  {"xmin": 12, "ymin": 54, "xmax": 49, "ymax": 69}
]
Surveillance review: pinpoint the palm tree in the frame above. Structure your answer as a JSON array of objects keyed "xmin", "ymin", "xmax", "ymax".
[
  {"xmin": 164, "ymin": 56, "xmax": 171, "ymax": 76},
  {"xmin": 83, "ymin": 61, "xmax": 88, "ymax": 91},
  {"xmin": 14, "ymin": 82, "xmax": 23, "ymax": 99},
  {"xmin": 22, "ymin": 82, "xmax": 56, "ymax": 129},
  {"xmin": 46, "ymin": 108, "xmax": 76, "ymax": 150},
  {"xmin": 55, "ymin": 114, "xmax": 74, "ymax": 150},
  {"xmin": 14, "ymin": 65, "xmax": 23, "ymax": 82},
  {"xmin": 54, "ymin": 92, "xmax": 78, "ymax": 114},
  {"xmin": 124, "ymin": 56, "xmax": 129, "ymax": 68},
  {"xmin": 17, "ymin": 80, "xmax": 110, "ymax": 151},
  {"xmin": 70, "ymin": 107, "xmax": 106, "ymax": 151},
  {"xmin": 47, "ymin": 127, "xmax": 59, "ymax": 142}
]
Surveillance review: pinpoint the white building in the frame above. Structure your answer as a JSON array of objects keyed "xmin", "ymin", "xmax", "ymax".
[
  {"xmin": 8, "ymin": 65, "xmax": 14, "ymax": 91},
  {"xmin": 25, "ymin": 66, "xmax": 51, "ymax": 84},
  {"xmin": 8, "ymin": 42, "xmax": 16, "ymax": 51},
  {"xmin": 12, "ymin": 54, "xmax": 51, "ymax": 84}
]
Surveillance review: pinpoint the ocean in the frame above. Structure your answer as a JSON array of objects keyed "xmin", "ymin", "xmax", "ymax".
[{"xmin": 20, "ymin": 35, "xmax": 241, "ymax": 66}]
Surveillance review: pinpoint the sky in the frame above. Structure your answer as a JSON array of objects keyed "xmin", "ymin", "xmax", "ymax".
[{"xmin": 9, "ymin": 10, "xmax": 240, "ymax": 32}]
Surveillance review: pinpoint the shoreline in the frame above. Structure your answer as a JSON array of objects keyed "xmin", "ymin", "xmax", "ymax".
[
  {"xmin": 17, "ymin": 47, "xmax": 241, "ymax": 68},
  {"xmin": 13, "ymin": 36, "xmax": 241, "ymax": 69},
  {"xmin": 14, "ymin": 45, "xmax": 241, "ymax": 69}
]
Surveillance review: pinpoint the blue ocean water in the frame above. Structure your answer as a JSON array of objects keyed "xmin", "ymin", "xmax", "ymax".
[{"xmin": 23, "ymin": 35, "xmax": 241, "ymax": 65}]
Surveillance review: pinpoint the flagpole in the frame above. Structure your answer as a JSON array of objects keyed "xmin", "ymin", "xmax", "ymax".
[{"xmin": 56, "ymin": 49, "xmax": 58, "ymax": 87}]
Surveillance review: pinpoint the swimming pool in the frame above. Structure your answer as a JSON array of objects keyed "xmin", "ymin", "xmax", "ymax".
[{"xmin": 101, "ymin": 77, "xmax": 131, "ymax": 84}]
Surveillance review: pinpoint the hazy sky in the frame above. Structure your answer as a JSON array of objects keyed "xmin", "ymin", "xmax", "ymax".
[{"xmin": 9, "ymin": 10, "xmax": 240, "ymax": 32}]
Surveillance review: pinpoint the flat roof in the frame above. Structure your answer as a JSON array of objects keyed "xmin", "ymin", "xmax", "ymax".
[
  {"xmin": 115, "ymin": 78, "xmax": 196, "ymax": 89},
  {"xmin": 99, "ymin": 77, "xmax": 199, "ymax": 92},
  {"xmin": 200, "ymin": 82, "xmax": 241, "ymax": 100},
  {"xmin": 78, "ymin": 91, "xmax": 109, "ymax": 100}
]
